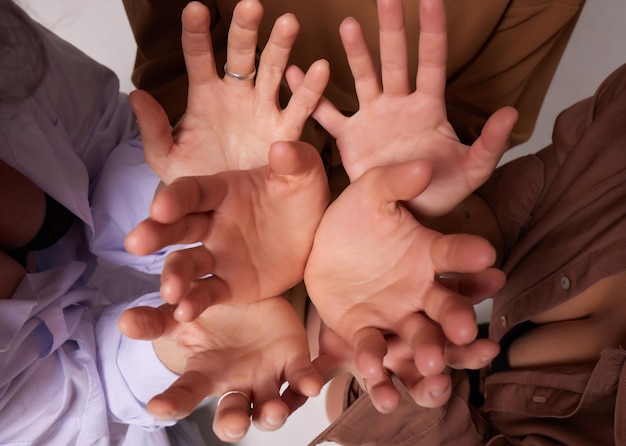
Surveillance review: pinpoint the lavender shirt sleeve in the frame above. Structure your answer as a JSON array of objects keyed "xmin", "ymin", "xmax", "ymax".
[{"xmin": 96, "ymin": 292, "xmax": 179, "ymax": 428}]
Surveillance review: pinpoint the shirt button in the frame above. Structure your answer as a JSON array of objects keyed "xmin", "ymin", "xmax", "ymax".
[
  {"xmin": 500, "ymin": 315, "xmax": 508, "ymax": 327},
  {"xmin": 560, "ymin": 276, "xmax": 571, "ymax": 290}
]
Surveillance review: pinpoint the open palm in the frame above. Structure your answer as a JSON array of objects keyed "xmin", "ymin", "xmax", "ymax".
[
  {"xmin": 131, "ymin": 0, "xmax": 330, "ymax": 184},
  {"xmin": 305, "ymin": 160, "xmax": 498, "ymax": 384},
  {"xmin": 126, "ymin": 141, "xmax": 329, "ymax": 321},
  {"xmin": 119, "ymin": 296, "xmax": 322, "ymax": 442},
  {"xmin": 287, "ymin": 0, "xmax": 517, "ymax": 216}
]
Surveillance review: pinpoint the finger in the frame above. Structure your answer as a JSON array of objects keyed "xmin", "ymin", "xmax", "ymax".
[
  {"xmin": 405, "ymin": 373, "xmax": 452, "ymax": 408},
  {"xmin": 161, "ymin": 245, "xmax": 216, "ymax": 304},
  {"xmin": 174, "ymin": 275, "xmax": 230, "ymax": 322},
  {"xmin": 279, "ymin": 361, "xmax": 323, "ymax": 417},
  {"xmin": 151, "ymin": 175, "xmax": 229, "ymax": 224},
  {"xmin": 430, "ymin": 232, "xmax": 497, "ymax": 274},
  {"xmin": 382, "ymin": 340, "xmax": 450, "ymax": 408},
  {"xmin": 281, "ymin": 386, "xmax": 309, "ymax": 416},
  {"xmin": 124, "ymin": 214, "xmax": 209, "ymax": 256},
  {"xmin": 445, "ymin": 338, "xmax": 500, "ymax": 370},
  {"xmin": 148, "ymin": 370, "xmax": 213, "ymax": 420},
  {"xmin": 366, "ymin": 371, "xmax": 401, "ymax": 414},
  {"xmin": 383, "ymin": 339, "xmax": 452, "ymax": 407},
  {"xmin": 282, "ymin": 59, "xmax": 330, "ymax": 130},
  {"xmin": 268, "ymin": 140, "xmax": 325, "ymax": 178},
  {"xmin": 181, "ymin": 2, "xmax": 219, "ymax": 88},
  {"xmin": 414, "ymin": 0, "xmax": 448, "ymax": 101},
  {"xmin": 360, "ymin": 159, "xmax": 433, "ymax": 205},
  {"xmin": 255, "ymin": 13, "xmax": 300, "ymax": 99},
  {"xmin": 284, "ymin": 352, "xmax": 324, "ymax": 398},
  {"xmin": 377, "ymin": 0, "xmax": 411, "ymax": 95},
  {"xmin": 464, "ymin": 106, "xmax": 519, "ymax": 188},
  {"xmin": 437, "ymin": 268, "xmax": 506, "ymax": 305},
  {"xmin": 284, "ymin": 64, "xmax": 348, "ymax": 138},
  {"xmin": 117, "ymin": 304, "xmax": 176, "ymax": 340},
  {"xmin": 314, "ymin": 328, "xmax": 357, "ymax": 383},
  {"xmin": 283, "ymin": 350, "xmax": 346, "ymax": 415},
  {"xmin": 396, "ymin": 313, "xmax": 446, "ymax": 376},
  {"xmin": 128, "ymin": 90, "xmax": 175, "ymax": 176},
  {"xmin": 339, "ymin": 16, "xmax": 381, "ymax": 104},
  {"xmin": 421, "ymin": 285, "xmax": 478, "ymax": 346},
  {"xmin": 351, "ymin": 326, "xmax": 388, "ymax": 381},
  {"xmin": 224, "ymin": 0, "xmax": 263, "ymax": 84},
  {"xmin": 251, "ymin": 383, "xmax": 289, "ymax": 431},
  {"xmin": 213, "ymin": 389, "xmax": 253, "ymax": 443}
]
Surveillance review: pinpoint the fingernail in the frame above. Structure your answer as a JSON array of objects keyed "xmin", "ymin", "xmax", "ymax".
[
  {"xmin": 430, "ymin": 385, "xmax": 450, "ymax": 398},
  {"xmin": 224, "ymin": 429, "xmax": 245, "ymax": 440},
  {"xmin": 266, "ymin": 415, "xmax": 286, "ymax": 427}
]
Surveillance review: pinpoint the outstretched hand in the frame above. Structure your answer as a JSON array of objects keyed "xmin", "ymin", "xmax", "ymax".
[
  {"xmin": 304, "ymin": 159, "xmax": 499, "ymax": 396},
  {"xmin": 286, "ymin": 0, "xmax": 517, "ymax": 216},
  {"xmin": 282, "ymin": 266, "xmax": 504, "ymax": 415},
  {"xmin": 119, "ymin": 296, "xmax": 322, "ymax": 443},
  {"xmin": 310, "ymin": 324, "xmax": 499, "ymax": 414},
  {"xmin": 125, "ymin": 140, "xmax": 329, "ymax": 322},
  {"xmin": 131, "ymin": 0, "xmax": 330, "ymax": 183}
]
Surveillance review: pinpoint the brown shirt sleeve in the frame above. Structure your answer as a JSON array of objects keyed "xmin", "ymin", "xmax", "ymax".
[{"xmin": 479, "ymin": 62, "xmax": 626, "ymax": 342}]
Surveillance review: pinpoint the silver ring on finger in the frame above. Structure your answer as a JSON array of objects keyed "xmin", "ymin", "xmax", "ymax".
[
  {"xmin": 217, "ymin": 390, "xmax": 252, "ymax": 412},
  {"xmin": 224, "ymin": 63, "xmax": 256, "ymax": 81}
]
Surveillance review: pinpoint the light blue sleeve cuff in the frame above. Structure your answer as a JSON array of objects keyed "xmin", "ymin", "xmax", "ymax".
[{"xmin": 117, "ymin": 335, "xmax": 179, "ymax": 405}]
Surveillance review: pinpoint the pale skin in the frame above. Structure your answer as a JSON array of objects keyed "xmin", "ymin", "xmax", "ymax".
[
  {"xmin": 129, "ymin": 0, "xmax": 330, "ymax": 183},
  {"xmin": 303, "ymin": 159, "xmax": 503, "ymax": 412},
  {"xmin": 132, "ymin": 153, "xmax": 505, "ymax": 420},
  {"xmin": 125, "ymin": 140, "xmax": 329, "ymax": 322},
  {"xmin": 122, "ymin": 1, "xmax": 331, "ymax": 440},
  {"xmin": 122, "ymin": 140, "xmax": 328, "ymax": 442},
  {"xmin": 125, "ymin": 0, "xmax": 508, "ymax": 422},
  {"xmin": 123, "ymin": 0, "xmax": 509, "ymax": 432},
  {"xmin": 282, "ymin": 0, "xmax": 512, "ymax": 412},
  {"xmin": 125, "ymin": 0, "xmax": 330, "ymax": 322},
  {"xmin": 286, "ymin": 0, "xmax": 518, "ymax": 217},
  {"xmin": 119, "ymin": 296, "xmax": 322, "ymax": 443}
]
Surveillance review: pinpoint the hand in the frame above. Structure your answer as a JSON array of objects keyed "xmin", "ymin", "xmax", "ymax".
[
  {"xmin": 118, "ymin": 296, "xmax": 323, "ymax": 443},
  {"xmin": 304, "ymin": 160, "xmax": 499, "ymax": 391},
  {"xmin": 286, "ymin": 0, "xmax": 517, "ymax": 217},
  {"xmin": 125, "ymin": 140, "xmax": 329, "ymax": 322},
  {"xmin": 130, "ymin": 0, "xmax": 330, "ymax": 183},
  {"xmin": 286, "ymin": 267, "xmax": 503, "ymax": 415},
  {"xmin": 308, "ymin": 323, "xmax": 498, "ymax": 415}
]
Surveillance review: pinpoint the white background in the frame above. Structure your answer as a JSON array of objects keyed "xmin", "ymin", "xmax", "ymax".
[{"xmin": 17, "ymin": 1, "xmax": 626, "ymax": 445}]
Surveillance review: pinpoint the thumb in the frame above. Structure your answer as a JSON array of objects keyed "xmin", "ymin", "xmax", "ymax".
[
  {"xmin": 129, "ymin": 90, "xmax": 174, "ymax": 179},
  {"xmin": 118, "ymin": 303, "xmax": 177, "ymax": 340},
  {"xmin": 355, "ymin": 159, "xmax": 433, "ymax": 205},
  {"xmin": 268, "ymin": 140, "xmax": 326, "ymax": 178}
]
